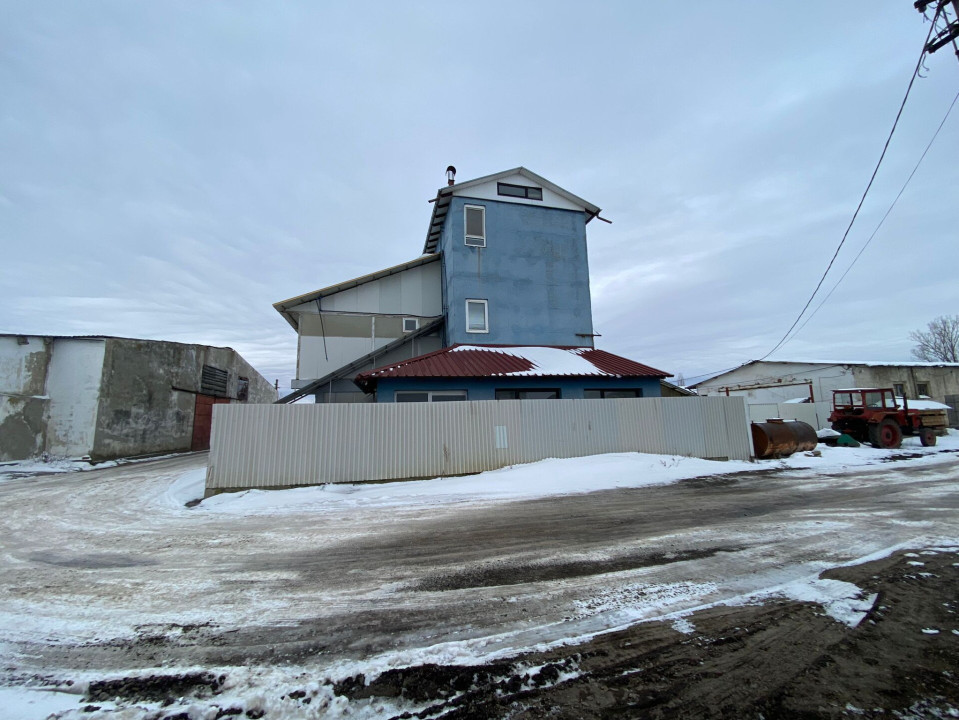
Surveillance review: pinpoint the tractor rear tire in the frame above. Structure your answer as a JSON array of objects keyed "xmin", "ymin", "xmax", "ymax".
[
  {"xmin": 920, "ymin": 427, "xmax": 937, "ymax": 447},
  {"xmin": 875, "ymin": 418, "xmax": 903, "ymax": 449}
]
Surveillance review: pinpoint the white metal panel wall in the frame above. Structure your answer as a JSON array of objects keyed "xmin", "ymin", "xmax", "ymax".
[
  {"xmin": 207, "ymin": 396, "xmax": 753, "ymax": 491},
  {"xmin": 748, "ymin": 402, "xmax": 832, "ymax": 430}
]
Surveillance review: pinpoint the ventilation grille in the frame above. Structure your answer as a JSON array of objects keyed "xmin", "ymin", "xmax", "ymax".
[{"xmin": 201, "ymin": 365, "xmax": 229, "ymax": 397}]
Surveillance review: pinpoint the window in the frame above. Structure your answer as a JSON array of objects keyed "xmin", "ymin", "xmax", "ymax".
[
  {"xmin": 396, "ymin": 390, "xmax": 467, "ymax": 402},
  {"xmin": 237, "ymin": 377, "xmax": 250, "ymax": 402},
  {"xmin": 917, "ymin": 382, "xmax": 930, "ymax": 397},
  {"xmin": 464, "ymin": 205, "xmax": 486, "ymax": 247},
  {"xmin": 466, "ymin": 299, "xmax": 488, "ymax": 333},
  {"xmin": 403, "ymin": 318, "xmax": 419, "ymax": 333},
  {"xmin": 893, "ymin": 383, "xmax": 905, "ymax": 397},
  {"xmin": 495, "ymin": 389, "xmax": 560, "ymax": 400},
  {"xmin": 497, "ymin": 182, "xmax": 543, "ymax": 201},
  {"xmin": 584, "ymin": 389, "xmax": 644, "ymax": 399}
]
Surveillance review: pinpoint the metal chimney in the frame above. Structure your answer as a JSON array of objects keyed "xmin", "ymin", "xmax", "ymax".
[{"xmin": 446, "ymin": 165, "xmax": 456, "ymax": 186}]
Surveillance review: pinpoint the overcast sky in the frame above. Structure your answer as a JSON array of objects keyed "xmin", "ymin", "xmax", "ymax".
[{"xmin": 2, "ymin": 2, "xmax": 957, "ymax": 389}]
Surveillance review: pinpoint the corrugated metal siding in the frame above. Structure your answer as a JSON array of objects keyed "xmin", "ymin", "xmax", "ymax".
[
  {"xmin": 747, "ymin": 402, "xmax": 832, "ymax": 431},
  {"xmin": 207, "ymin": 396, "xmax": 753, "ymax": 491}
]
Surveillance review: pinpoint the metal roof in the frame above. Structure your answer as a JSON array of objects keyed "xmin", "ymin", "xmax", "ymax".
[
  {"xmin": 272, "ymin": 254, "xmax": 440, "ymax": 331},
  {"xmin": 354, "ymin": 344, "xmax": 668, "ymax": 391},
  {"xmin": 690, "ymin": 359, "xmax": 959, "ymax": 388},
  {"xmin": 423, "ymin": 167, "xmax": 602, "ymax": 254}
]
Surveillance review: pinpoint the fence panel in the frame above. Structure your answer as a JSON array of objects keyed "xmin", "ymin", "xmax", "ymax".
[{"xmin": 207, "ymin": 396, "xmax": 753, "ymax": 492}]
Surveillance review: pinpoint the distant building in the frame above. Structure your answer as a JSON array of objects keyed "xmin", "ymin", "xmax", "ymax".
[
  {"xmin": 693, "ymin": 360, "xmax": 959, "ymax": 426},
  {"xmin": 0, "ymin": 335, "xmax": 276, "ymax": 462},
  {"xmin": 274, "ymin": 167, "xmax": 668, "ymax": 403}
]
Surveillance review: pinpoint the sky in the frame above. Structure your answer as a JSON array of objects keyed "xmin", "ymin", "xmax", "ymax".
[{"xmin": 1, "ymin": 2, "xmax": 957, "ymax": 390}]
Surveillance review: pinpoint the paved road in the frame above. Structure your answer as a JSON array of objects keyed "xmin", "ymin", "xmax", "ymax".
[{"xmin": 1, "ymin": 451, "xmax": 958, "ymax": 680}]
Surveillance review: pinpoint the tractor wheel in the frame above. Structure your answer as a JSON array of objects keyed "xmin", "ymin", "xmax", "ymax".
[
  {"xmin": 920, "ymin": 427, "xmax": 937, "ymax": 447},
  {"xmin": 875, "ymin": 418, "xmax": 903, "ymax": 449},
  {"xmin": 868, "ymin": 423, "xmax": 881, "ymax": 447}
]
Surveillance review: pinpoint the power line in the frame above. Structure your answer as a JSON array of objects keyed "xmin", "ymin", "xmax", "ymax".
[
  {"xmin": 757, "ymin": 4, "xmax": 944, "ymax": 362},
  {"xmin": 780, "ymin": 88, "xmax": 959, "ymax": 347}
]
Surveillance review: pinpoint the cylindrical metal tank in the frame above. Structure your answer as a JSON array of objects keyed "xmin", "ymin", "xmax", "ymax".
[{"xmin": 751, "ymin": 419, "xmax": 818, "ymax": 459}]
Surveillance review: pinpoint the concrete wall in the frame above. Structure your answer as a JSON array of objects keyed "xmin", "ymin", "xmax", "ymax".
[
  {"xmin": 44, "ymin": 339, "xmax": 106, "ymax": 457},
  {"xmin": 2, "ymin": 335, "xmax": 276, "ymax": 462},
  {"xmin": 439, "ymin": 197, "xmax": 594, "ymax": 347},
  {"xmin": 0, "ymin": 336, "xmax": 53, "ymax": 461},
  {"xmin": 92, "ymin": 338, "xmax": 276, "ymax": 460},
  {"xmin": 207, "ymin": 395, "xmax": 753, "ymax": 493},
  {"xmin": 373, "ymin": 376, "xmax": 663, "ymax": 402},
  {"xmin": 851, "ymin": 365, "xmax": 959, "ymax": 404}
]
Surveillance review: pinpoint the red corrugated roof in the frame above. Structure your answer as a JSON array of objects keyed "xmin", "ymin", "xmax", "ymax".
[{"xmin": 355, "ymin": 345, "xmax": 668, "ymax": 390}]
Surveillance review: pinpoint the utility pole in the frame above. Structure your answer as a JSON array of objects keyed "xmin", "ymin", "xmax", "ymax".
[{"xmin": 915, "ymin": 0, "xmax": 959, "ymax": 61}]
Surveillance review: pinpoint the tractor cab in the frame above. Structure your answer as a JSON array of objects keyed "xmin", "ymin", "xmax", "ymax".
[{"xmin": 832, "ymin": 388, "xmax": 899, "ymax": 413}]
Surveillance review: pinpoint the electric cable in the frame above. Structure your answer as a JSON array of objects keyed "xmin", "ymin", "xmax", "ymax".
[
  {"xmin": 780, "ymin": 88, "xmax": 959, "ymax": 347},
  {"xmin": 757, "ymin": 4, "xmax": 944, "ymax": 362}
]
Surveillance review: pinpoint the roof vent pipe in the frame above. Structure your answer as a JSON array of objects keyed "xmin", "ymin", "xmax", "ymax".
[{"xmin": 446, "ymin": 165, "xmax": 456, "ymax": 186}]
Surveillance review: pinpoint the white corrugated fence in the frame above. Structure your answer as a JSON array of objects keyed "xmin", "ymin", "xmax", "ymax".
[{"xmin": 206, "ymin": 396, "xmax": 754, "ymax": 493}]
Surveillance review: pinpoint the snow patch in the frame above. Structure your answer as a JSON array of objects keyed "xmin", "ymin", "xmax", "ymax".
[{"xmin": 768, "ymin": 578, "xmax": 878, "ymax": 627}]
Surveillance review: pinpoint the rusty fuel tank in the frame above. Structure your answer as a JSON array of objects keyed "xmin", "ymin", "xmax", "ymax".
[{"xmin": 751, "ymin": 418, "xmax": 818, "ymax": 459}]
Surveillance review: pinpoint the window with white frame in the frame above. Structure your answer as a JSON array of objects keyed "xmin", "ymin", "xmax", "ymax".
[
  {"xmin": 395, "ymin": 390, "xmax": 467, "ymax": 402},
  {"xmin": 402, "ymin": 317, "xmax": 419, "ymax": 333},
  {"xmin": 464, "ymin": 205, "xmax": 486, "ymax": 247},
  {"xmin": 466, "ymin": 299, "xmax": 488, "ymax": 333}
]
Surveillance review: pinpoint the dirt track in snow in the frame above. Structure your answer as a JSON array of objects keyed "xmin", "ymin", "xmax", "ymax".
[{"xmin": 1, "ymin": 451, "xmax": 958, "ymax": 717}]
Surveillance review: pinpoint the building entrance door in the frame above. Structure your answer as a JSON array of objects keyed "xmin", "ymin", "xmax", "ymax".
[{"xmin": 191, "ymin": 394, "xmax": 230, "ymax": 451}]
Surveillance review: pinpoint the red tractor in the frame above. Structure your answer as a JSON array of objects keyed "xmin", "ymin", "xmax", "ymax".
[{"xmin": 828, "ymin": 388, "xmax": 943, "ymax": 449}]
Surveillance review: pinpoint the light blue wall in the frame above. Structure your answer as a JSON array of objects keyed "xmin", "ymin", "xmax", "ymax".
[
  {"xmin": 374, "ymin": 376, "xmax": 662, "ymax": 402},
  {"xmin": 439, "ymin": 197, "xmax": 594, "ymax": 347}
]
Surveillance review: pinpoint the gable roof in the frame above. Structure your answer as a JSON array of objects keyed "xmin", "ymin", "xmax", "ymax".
[
  {"xmin": 272, "ymin": 254, "xmax": 440, "ymax": 331},
  {"xmin": 423, "ymin": 167, "xmax": 602, "ymax": 254},
  {"xmin": 354, "ymin": 344, "xmax": 668, "ymax": 391},
  {"xmin": 690, "ymin": 359, "xmax": 959, "ymax": 388}
]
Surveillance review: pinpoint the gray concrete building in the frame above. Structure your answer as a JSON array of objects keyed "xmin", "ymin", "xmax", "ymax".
[{"xmin": 0, "ymin": 335, "xmax": 276, "ymax": 462}]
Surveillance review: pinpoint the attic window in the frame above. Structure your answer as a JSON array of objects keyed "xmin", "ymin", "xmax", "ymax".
[
  {"xmin": 403, "ymin": 318, "xmax": 419, "ymax": 333},
  {"xmin": 464, "ymin": 205, "xmax": 486, "ymax": 247},
  {"xmin": 497, "ymin": 183, "xmax": 543, "ymax": 201}
]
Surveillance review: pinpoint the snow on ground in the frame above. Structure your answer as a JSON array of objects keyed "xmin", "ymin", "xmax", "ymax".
[
  {"xmin": 196, "ymin": 430, "xmax": 959, "ymax": 515},
  {"xmin": 2, "ymin": 431, "xmax": 958, "ymax": 719}
]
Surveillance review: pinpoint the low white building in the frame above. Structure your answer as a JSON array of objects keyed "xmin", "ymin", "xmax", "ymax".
[{"xmin": 693, "ymin": 360, "xmax": 959, "ymax": 426}]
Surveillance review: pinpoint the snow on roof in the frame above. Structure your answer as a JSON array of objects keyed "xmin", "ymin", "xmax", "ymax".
[
  {"xmin": 450, "ymin": 345, "xmax": 602, "ymax": 376},
  {"xmin": 354, "ymin": 344, "xmax": 669, "ymax": 390},
  {"xmin": 897, "ymin": 397, "xmax": 952, "ymax": 410},
  {"xmin": 760, "ymin": 359, "xmax": 959, "ymax": 368}
]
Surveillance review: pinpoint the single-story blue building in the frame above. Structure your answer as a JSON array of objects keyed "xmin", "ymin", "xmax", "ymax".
[{"xmin": 354, "ymin": 344, "xmax": 669, "ymax": 402}]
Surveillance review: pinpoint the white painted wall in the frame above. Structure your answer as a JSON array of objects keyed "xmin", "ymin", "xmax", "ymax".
[
  {"xmin": 44, "ymin": 339, "xmax": 106, "ymax": 457},
  {"xmin": 298, "ymin": 335, "xmax": 397, "ymax": 381},
  {"xmin": 289, "ymin": 262, "xmax": 442, "ymax": 316},
  {"xmin": 696, "ymin": 363, "xmax": 855, "ymax": 404},
  {"xmin": 454, "ymin": 173, "xmax": 585, "ymax": 212}
]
